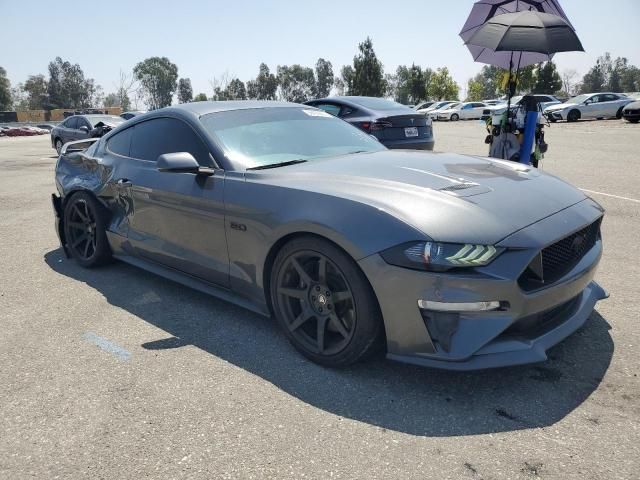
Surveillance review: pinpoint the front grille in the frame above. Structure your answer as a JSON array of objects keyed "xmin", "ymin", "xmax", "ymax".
[
  {"xmin": 519, "ymin": 218, "xmax": 602, "ymax": 291},
  {"xmin": 500, "ymin": 294, "xmax": 581, "ymax": 340}
]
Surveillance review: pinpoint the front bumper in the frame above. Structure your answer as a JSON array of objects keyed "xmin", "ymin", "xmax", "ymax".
[
  {"xmin": 52, "ymin": 193, "xmax": 69, "ymax": 257},
  {"xmin": 359, "ymin": 199, "xmax": 607, "ymax": 370},
  {"xmin": 546, "ymin": 110, "xmax": 564, "ymax": 121}
]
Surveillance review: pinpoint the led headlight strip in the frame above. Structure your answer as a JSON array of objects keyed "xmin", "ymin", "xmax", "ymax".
[{"xmin": 445, "ymin": 244, "xmax": 497, "ymax": 266}]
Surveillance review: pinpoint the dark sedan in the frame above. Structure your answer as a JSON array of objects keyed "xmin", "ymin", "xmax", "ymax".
[
  {"xmin": 52, "ymin": 101, "xmax": 606, "ymax": 370},
  {"xmin": 50, "ymin": 114, "xmax": 125, "ymax": 153},
  {"xmin": 622, "ymin": 100, "xmax": 640, "ymax": 123},
  {"xmin": 305, "ymin": 96, "xmax": 434, "ymax": 150}
]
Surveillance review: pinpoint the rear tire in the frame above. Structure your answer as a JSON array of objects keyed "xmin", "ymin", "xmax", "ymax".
[
  {"xmin": 63, "ymin": 192, "xmax": 112, "ymax": 268},
  {"xmin": 450, "ymin": 113, "xmax": 459, "ymax": 121},
  {"xmin": 567, "ymin": 110, "xmax": 580, "ymax": 122},
  {"xmin": 270, "ymin": 236, "xmax": 383, "ymax": 367},
  {"xmin": 616, "ymin": 107, "xmax": 624, "ymax": 119}
]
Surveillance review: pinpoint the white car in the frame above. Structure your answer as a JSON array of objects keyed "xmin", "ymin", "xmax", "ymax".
[
  {"xmin": 484, "ymin": 95, "xmax": 562, "ymax": 117},
  {"xmin": 437, "ymin": 102, "xmax": 487, "ymax": 121},
  {"xmin": 414, "ymin": 101, "xmax": 435, "ymax": 112},
  {"xmin": 420, "ymin": 100, "xmax": 457, "ymax": 115},
  {"xmin": 428, "ymin": 102, "xmax": 461, "ymax": 120},
  {"xmin": 544, "ymin": 92, "xmax": 633, "ymax": 122}
]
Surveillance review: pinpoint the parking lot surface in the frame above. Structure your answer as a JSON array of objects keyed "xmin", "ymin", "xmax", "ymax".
[{"xmin": 1, "ymin": 120, "xmax": 638, "ymax": 479}]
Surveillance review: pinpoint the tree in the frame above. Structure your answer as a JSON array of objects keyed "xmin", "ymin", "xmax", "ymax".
[
  {"xmin": 193, "ymin": 93, "xmax": 208, "ymax": 102},
  {"xmin": 21, "ymin": 74, "xmax": 48, "ymax": 110},
  {"xmin": 225, "ymin": 78, "xmax": 247, "ymax": 100},
  {"xmin": 246, "ymin": 63, "xmax": 278, "ymax": 100},
  {"xmin": 533, "ymin": 61, "xmax": 562, "ymax": 94},
  {"xmin": 561, "ymin": 69, "xmax": 578, "ymax": 96},
  {"xmin": 277, "ymin": 65, "xmax": 316, "ymax": 102},
  {"xmin": 133, "ymin": 56, "xmax": 178, "ymax": 110},
  {"xmin": 351, "ymin": 37, "xmax": 385, "ymax": 96},
  {"xmin": 46, "ymin": 57, "xmax": 98, "ymax": 109},
  {"xmin": 335, "ymin": 65, "xmax": 355, "ymax": 96},
  {"xmin": 466, "ymin": 78, "xmax": 484, "ymax": 101},
  {"xmin": 177, "ymin": 78, "xmax": 193, "ymax": 103},
  {"xmin": 0, "ymin": 66, "xmax": 11, "ymax": 110},
  {"xmin": 428, "ymin": 67, "xmax": 459, "ymax": 100},
  {"xmin": 314, "ymin": 58, "xmax": 334, "ymax": 97}
]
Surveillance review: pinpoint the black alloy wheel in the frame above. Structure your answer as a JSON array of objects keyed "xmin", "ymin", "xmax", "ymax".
[
  {"xmin": 567, "ymin": 109, "xmax": 580, "ymax": 122},
  {"xmin": 63, "ymin": 192, "xmax": 112, "ymax": 267},
  {"xmin": 271, "ymin": 237, "xmax": 383, "ymax": 367},
  {"xmin": 55, "ymin": 138, "xmax": 63, "ymax": 154}
]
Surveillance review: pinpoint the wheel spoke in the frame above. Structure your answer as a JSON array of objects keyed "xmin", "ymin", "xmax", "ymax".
[
  {"xmin": 289, "ymin": 309, "xmax": 314, "ymax": 331},
  {"xmin": 290, "ymin": 258, "xmax": 312, "ymax": 285},
  {"xmin": 332, "ymin": 290, "xmax": 352, "ymax": 304},
  {"xmin": 73, "ymin": 204, "xmax": 88, "ymax": 223},
  {"xmin": 317, "ymin": 257, "xmax": 327, "ymax": 284},
  {"xmin": 83, "ymin": 238, "xmax": 91, "ymax": 257},
  {"xmin": 316, "ymin": 316, "xmax": 328, "ymax": 353},
  {"xmin": 329, "ymin": 312, "xmax": 349, "ymax": 338},
  {"xmin": 67, "ymin": 221, "xmax": 85, "ymax": 231},
  {"xmin": 71, "ymin": 233, "xmax": 88, "ymax": 248},
  {"xmin": 280, "ymin": 287, "xmax": 307, "ymax": 300}
]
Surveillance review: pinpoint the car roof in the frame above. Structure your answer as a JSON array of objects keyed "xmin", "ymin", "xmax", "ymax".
[{"xmin": 165, "ymin": 100, "xmax": 301, "ymax": 116}]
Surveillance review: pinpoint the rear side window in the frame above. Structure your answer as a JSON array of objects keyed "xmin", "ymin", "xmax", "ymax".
[
  {"xmin": 129, "ymin": 117, "xmax": 211, "ymax": 165},
  {"xmin": 314, "ymin": 103, "xmax": 341, "ymax": 117},
  {"xmin": 67, "ymin": 117, "xmax": 79, "ymax": 129},
  {"xmin": 107, "ymin": 127, "xmax": 133, "ymax": 157}
]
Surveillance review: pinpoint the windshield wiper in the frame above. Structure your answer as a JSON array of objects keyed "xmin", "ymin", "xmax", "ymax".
[{"xmin": 247, "ymin": 159, "xmax": 308, "ymax": 170}]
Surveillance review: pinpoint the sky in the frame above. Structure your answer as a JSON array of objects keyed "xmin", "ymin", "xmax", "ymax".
[{"xmin": 2, "ymin": 0, "xmax": 639, "ymax": 102}]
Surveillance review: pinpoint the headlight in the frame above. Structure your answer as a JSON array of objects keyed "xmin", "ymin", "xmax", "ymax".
[{"xmin": 380, "ymin": 241, "xmax": 503, "ymax": 272}]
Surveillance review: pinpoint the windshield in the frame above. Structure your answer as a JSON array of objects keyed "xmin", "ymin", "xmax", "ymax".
[
  {"xmin": 441, "ymin": 103, "xmax": 460, "ymax": 110},
  {"xmin": 86, "ymin": 115, "xmax": 125, "ymax": 127},
  {"xmin": 568, "ymin": 94, "xmax": 591, "ymax": 104},
  {"xmin": 200, "ymin": 107, "xmax": 386, "ymax": 169},
  {"xmin": 346, "ymin": 97, "xmax": 408, "ymax": 110}
]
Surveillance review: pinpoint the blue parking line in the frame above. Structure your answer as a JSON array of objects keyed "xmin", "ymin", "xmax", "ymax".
[{"xmin": 83, "ymin": 332, "xmax": 131, "ymax": 361}]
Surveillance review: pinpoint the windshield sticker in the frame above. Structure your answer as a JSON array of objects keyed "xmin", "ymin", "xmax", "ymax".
[{"xmin": 302, "ymin": 109, "xmax": 332, "ymax": 118}]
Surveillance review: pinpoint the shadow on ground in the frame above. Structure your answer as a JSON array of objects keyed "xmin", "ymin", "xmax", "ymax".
[{"xmin": 45, "ymin": 249, "xmax": 613, "ymax": 437}]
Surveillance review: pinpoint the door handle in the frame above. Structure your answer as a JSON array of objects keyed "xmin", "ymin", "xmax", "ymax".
[{"xmin": 117, "ymin": 178, "xmax": 132, "ymax": 187}]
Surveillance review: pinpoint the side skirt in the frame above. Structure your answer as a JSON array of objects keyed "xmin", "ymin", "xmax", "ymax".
[{"xmin": 113, "ymin": 253, "xmax": 271, "ymax": 318}]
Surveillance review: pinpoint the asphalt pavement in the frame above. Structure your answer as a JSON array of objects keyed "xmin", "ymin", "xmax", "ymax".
[{"xmin": 0, "ymin": 120, "xmax": 638, "ymax": 479}]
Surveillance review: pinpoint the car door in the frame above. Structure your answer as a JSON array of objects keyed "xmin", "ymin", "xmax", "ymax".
[
  {"xmin": 61, "ymin": 116, "xmax": 80, "ymax": 143},
  {"xmin": 581, "ymin": 95, "xmax": 600, "ymax": 119},
  {"xmin": 107, "ymin": 117, "xmax": 229, "ymax": 287},
  {"xmin": 471, "ymin": 103, "xmax": 486, "ymax": 118},
  {"xmin": 76, "ymin": 117, "xmax": 92, "ymax": 140},
  {"xmin": 600, "ymin": 94, "xmax": 621, "ymax": 117}
]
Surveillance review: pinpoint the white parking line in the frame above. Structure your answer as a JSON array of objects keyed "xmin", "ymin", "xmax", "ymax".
[
  {"xmin": 83, "ymin": 332, "xmax": 131, "ymax": 361},
  {"xmin": 580, "ymin": 189, "xmax": 640, "ymax": 204}
]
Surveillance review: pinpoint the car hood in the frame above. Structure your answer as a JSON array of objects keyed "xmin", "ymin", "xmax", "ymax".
[
  {"xmin": 624, "ymin": 100, "xmax": 640, "ymax": 110},
  {"xmin": 545, "ymin": 102, "xmax": 576, "ymax": 112},
  {"xmin": 246, "ymin": 150, "xmax": 588, "ymax": 245}
]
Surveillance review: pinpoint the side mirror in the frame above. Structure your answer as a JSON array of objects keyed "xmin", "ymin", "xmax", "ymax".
[
  {"xmin": 79, "ymin": 126, "xmax": 89, "ymax": 133},
  {"xmin": 157, "ymin": 152, "xmax": 214, "ymax": 176}
]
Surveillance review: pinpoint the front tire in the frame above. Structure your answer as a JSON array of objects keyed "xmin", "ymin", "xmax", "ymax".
[
  {"xmin": 63, "ymin": 192, "xmax": 112, "ymax": 268},
  {"xmin": 55, "ymin": 138, "xmax": 63, "ymax": 154},
  {"xmin": 567, "ymin": 110, "xmax": 581, "ymax": 122},
  {"xmin": 450, "ymin": 113, "xmax": 459, "ymax": 121},
  {"xmin": 270, "ymin": 236, "xmax": 383, "ymax": 367}
]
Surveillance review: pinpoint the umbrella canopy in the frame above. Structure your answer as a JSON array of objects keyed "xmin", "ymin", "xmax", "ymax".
[
  {"xmin": 460, "ymin": 0, "xmax": 573, "ymax": 69},
  {"xmin": 466, "ymin": 11, "xmax": 584, "ymax": 56}
]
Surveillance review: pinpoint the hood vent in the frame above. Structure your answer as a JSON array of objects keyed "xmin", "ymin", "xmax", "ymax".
[{"xmin": 439, "ymin": 181, "xmax": 479, "ymax": 192}]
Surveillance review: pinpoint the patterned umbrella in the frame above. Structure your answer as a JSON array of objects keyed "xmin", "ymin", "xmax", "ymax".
[{"xmin": 460, "ymin": 0, "xmax": 572, "ymax": 69}]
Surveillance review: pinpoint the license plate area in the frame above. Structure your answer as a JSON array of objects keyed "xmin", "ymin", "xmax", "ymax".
[{"xmin": 404, "ymin": 127, "xmax": 419, "ymax": 137}]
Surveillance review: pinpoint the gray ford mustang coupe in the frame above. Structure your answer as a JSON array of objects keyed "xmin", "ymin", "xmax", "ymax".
[{"xmin": 52, "ymin": 101, "xmax": 607, "ymax": 370}]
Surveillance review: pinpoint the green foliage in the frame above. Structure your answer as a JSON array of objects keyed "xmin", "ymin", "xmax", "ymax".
[
  {"xmin": 226, "ymin": 78, "xmax": 247, "ymax": 100},
  {"xmin": 314, "ymin": 58, "xmax": 334, "ymax": 98},
  {"xmin": 46, "ymin": 57, "xmax": 97, "ymax": 109},
  {"xmin": 246, "ymin": 63, "xmax": 278, "ymax": 100},
  {"xmin": 0, "ymin": 66, "xmax": 11, "ymax": 110},
  {"xmin": 335, "ymin": 65, "xmax": 355, "ymax": 96},
  {"xmin": 466, "ymin": 78, "xmax": 484, "ymax": 101},
  {"xmin": 579, "ymin": 53, "xmax": 640, "ymax": 93},
  {"xmin": 23, "ymin": 74, "xmax": 49, "ymax": 110},
  {"xmin": 428, "ymin": 67, "xmax": 459, "ymax": 101},
  {"xmin": 532, "ymin": 62, "xmax": 562, "ymax": 94},
  {"xmin": 104, "ymin": 88, "xmax": 131, "ymax": 110},
  {"xmin": 277, "ymin": 65, "xmax": 316, "ymax": 102},
  {"xmin": 193, "ymin": 93, "xmax": 208, "ymax": 102},
  {"xmin": 133, "ymin": 56, "xmax": 179, "ymax": 110},
  {"xmin": 177, "ymin": 78, "xmax": 193, "ymax": 103},
  {"xmin": 351, "ymin": 37, "xmax": 385, "ymax": 97}
]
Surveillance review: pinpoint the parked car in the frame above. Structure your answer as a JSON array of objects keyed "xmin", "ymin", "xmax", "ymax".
[
  {"xmin": 622, "ymin": 100, "xmax": 640, "ymax": 123},
  {"xmin": 305, "ymin": 96, "xmax": 434, "ymax": 150},
  {"xmin": 544, "ymin": 93, "xmax": 633, "ymax": 122},
  {"xmin": 428, "ymin": 102, "xmax": 461, "ymax": 120},
  {"xmin": 438, "ymin": 102, "xmax": 487, "ymax": 121},
  {"xmin": 120, "ymin": 111, "xmax": 145, "ymax": 120},
  {"xmin": 50, "ymin": 115, "xmax": 125, "ymax": 153},
  {"xmin": 52, "ymin": 100, "xmax": 607, "ymax": 370},
  {"xmin": 413, "ymin": 101, "xmax": 435, "ymax": 111},
  {"xmin": 484, "ymin": 95, "xmax": 562, "ymax": 118},
  {"xmin": 422, "ymin": 101, "xmax": 458, "ymax": 115}
]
